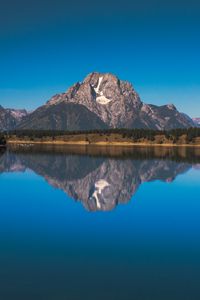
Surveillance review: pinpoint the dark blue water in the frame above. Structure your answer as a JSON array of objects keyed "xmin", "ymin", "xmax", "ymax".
[{"xmin": 0, "ymin": 146, "xmax": 200, "ymax": 299}]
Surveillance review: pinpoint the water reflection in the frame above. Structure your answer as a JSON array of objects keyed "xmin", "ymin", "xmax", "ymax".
[{"xmin": 1, "ymin": 145, "xmax": 200, "ymax": 211}]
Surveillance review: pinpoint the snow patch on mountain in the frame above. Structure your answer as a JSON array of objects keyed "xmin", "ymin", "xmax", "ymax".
[
  {"xmin": 94, "ymin": 76, "xmax": 111, "ymax": 105},
  {"xmin": 94, "ymin": 76, "xmax": 103, "ymax": 95},
  {"xmin": 96, "ymin": 96, "xmax": 111, "ymax": 105}
]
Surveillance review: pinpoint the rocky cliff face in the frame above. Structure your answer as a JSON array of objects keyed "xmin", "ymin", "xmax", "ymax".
[
  {"xmin": 17, "ymin": 72, "xmax": 194, "ymax": 130},
  {"xmin": 0, "ymin": 106, "xmax": 28, "ymax": 131}
]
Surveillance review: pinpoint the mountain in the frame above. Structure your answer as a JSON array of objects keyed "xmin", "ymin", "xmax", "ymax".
[
  {"xmin": 193, "ymin": 118, "xmax": 200, "ymax": 127},
  {"xmin": 1, "ymin": 72, "xmax": 195, "ymax": 131},
  {"xmin": 0, "ymin": 106, "xmax": 28, "ymax": 131},
  {"xmin": 17, "ymin": 72, "xmax": 194, "ymax": 131},
  {"xmin": 18, "ymin": 102, "xmax": 108, "ymax": 130}
]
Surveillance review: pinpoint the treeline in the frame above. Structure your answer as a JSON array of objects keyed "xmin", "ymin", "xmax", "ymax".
[{"xmin": 5, "ymin": 127, "xmax": 200, "ymax": 143}]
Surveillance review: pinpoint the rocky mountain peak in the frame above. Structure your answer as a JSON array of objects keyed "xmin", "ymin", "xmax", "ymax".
[
  {"xmin": 85, "ymin": 73, "xmax": 118, "ymax": 105},
  {"xmin": 42, "ymin": 72, "xmax": 143, "ymax": 128},
  {"xmin": 166, "ymin": 103, "xmax": 177, "ymax": 110},
  {"xmin": 83, "ymin": 71, "xmax": 118, "ymax": 82},
  {"xmin": 82, "ymin": 72, "xmax": 140, "ymax": 105},
  {"xmin": 3, "ymin": 72, "xmax": 196, "ymax": 131}
]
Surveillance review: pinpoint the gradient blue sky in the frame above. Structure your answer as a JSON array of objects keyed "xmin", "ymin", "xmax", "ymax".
[{"xmin": 0, "ymin": 0, "xmax": 200, "ymax": 116}]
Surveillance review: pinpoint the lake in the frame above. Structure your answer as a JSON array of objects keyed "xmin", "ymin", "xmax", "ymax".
[{"xmin": 0, "ymin": 145, "xmax": 200, "ymax": 300}]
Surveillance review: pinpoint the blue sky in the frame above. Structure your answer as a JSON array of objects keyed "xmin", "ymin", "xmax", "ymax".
[{"xmin": 0, "ymin": 0, "xmax": 200, "ymax": 116}]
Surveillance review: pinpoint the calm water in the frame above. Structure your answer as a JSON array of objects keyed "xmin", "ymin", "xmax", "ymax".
[{"xmin": 0, "ymin": 145, "xmax": 200, "ymax": 300}]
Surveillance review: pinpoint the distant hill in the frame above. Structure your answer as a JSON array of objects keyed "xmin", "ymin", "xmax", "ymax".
[
  {"xmin": 193, "ymin": 118, "xmax": 200, "ymax": 127},
  {"xmin": 0, "ymin": 106, "xmax": 28, "ymax": 131}
]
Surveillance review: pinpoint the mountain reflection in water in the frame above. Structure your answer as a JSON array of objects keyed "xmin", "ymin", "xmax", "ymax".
[{"xmin": 0, "ymin": 145, "xmax": 200, "ymax": 212}]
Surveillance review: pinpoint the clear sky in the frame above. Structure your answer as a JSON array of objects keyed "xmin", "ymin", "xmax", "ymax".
[{"xmin": 0, "ymin": 0, "xmax": 200, "ymax": 117}]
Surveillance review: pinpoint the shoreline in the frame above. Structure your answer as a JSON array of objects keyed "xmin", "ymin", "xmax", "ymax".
[{"xmin": 7, "ymin": 140, "xmax": 200, "ymax": 147}]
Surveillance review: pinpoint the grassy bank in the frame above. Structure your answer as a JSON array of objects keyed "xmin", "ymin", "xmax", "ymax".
[{"xmin": 7, "ymin": 131, "xmax": 200, "ymax": 147}]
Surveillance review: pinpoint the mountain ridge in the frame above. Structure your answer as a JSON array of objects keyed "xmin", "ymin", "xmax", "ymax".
[
  {"xmin": 193, "ymin": 118, "xmax": 200, "ymax": 127},
  {"xmin": 0, "ymin": 72, "xmax": 196, "ymax": 131},
  {"xmin": 0, "ymin": 106, "xmax": 28, "ymax": 131}
]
